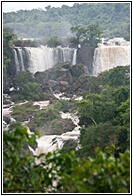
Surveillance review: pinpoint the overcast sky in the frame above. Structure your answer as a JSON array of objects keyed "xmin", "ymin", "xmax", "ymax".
[{"xmin": 2, "ymin": 1, "xmax": 81, "ymax": 12}]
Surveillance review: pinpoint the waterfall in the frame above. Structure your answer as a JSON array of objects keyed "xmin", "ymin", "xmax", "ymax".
[
  {"xmin": 62, "ymin": 47, "xmax": 74, "ymax": 63},
  {"xmin": 72, "ymin": 49, "xmax": 77, "ymax": 65},
  {"xmin": 18, "ymin": 48, "xmax": 25, "ymax": 71},
  {"xmin": 13, "ymin": 46, "xmax": 76, "ymax": 74},
  {"xmin": 13, "ymin": 49, "xmax": 20, "ymax": 72},
  {"xmin": 93, "ymin": 45, "xmax": 130, "ymax": 76},
  {"xmin": 34, "ymin": 112, "xmax": 80, "ymax": 159},
  {"xmin": 24, "ymin": 46, "xmax": 55, "ymax": 73}
]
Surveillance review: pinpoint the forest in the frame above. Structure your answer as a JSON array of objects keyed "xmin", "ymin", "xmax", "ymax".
[
  {"xmin": 3, "ymin": 2, "xmax": 130, "ymax": 193},
  {"xmin": 3, "ymin": 3, "xmax": 130, "ymax": 39},
  {"xmin": 3, "ymin": 64, "xmax": 130, "ymax": 193}
]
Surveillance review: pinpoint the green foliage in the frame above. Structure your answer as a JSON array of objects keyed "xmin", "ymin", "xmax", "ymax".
[
  {"xmin": 46, "ymin": 36, "xmax": 62, "ymax": 47},
  {"xmin": 112, "ymin": 86, "xmax": 130, "ymax": 105},
  {"xmin": 108, "ymin": 66, "xmax": 130, "ymax": 87},
  {"xmin": 77, "ymin": 65, "xmax": 130, "ymax": 156},
  {"xmin": 11, "ymin": 101, "xmax": 35, "ymax": 122},
  {"xmin": 56, "ymin": 146, "xmax": 130, "ymax": 193},
  {"xmin": 3, "ymin": 127, "xmax": 130, "ymax": 193},
  {"xmin": 3, "ymin": 126, "xmax": 52, "ymax": 193},
  {"xmin": 3, "ymin": 31, "xmax": 17, "ymax": 51},
  {"xmin": 3, "ymin": 28, "xmax": 17, "ymax": 92},
  {"xmin": 53, "ymin": 99, "xmax": 72, "ymax": 112},
  {"xmin": 47, "ymin": 118, "xmax": 75, "ymax": 135},
  {"xmin": 78, "ymin": 122, "xmax": 119, "ymax": 157},
  {"xmin": 27, "ymin": 106, "xmax": 61, "ymax": 133},
  {"xmin": 3, "ymin": 3, "xmax": 130, "ymax": 39},
  {"xmin": 60, "ymin": 139, "xmax": 78, "ymax": 154},
  {"xmin": 11, "ymin": 71, "xmax": 49, "ymax": 101},
  {"xmin": 71, "ymin": 24, "xmax": 102, "ymax": 47},
  {"xmin": 12, "ymin": 39, "xmax": 39, "ymax": 47},
  {"xmin": 77, "ymin": 93, "xmax": 116, "ymax": 126},
  {"xmin": 114, "ymin": 99, "xmax": 130, "ymax": 152},
  {"xmin": 14, "ymin": 71, "xmax": 34, "ymax": 85}
]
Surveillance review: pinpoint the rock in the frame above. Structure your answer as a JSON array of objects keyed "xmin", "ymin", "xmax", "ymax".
[
  {"xmin": 3, "ymin": 115, "xmax": 10, "ymax": 124},
  {"xmin": 48, "ymin": 80, "xmax": 59, "ymax": 89},
  {"xmin": 35, "ymin": 62, "xmax": 90, "ymax": 96},
  {"xmin": 59, "ymin": 81, "xmax": 69, "ymax": 86},
  {"xmin": 76, "ymin": 44, "xmax": 95, "ymax": 74},
  {"xmin": 70, "ymin": 64, "xmax": 84, "ymax": 77},
  {"xmin": 40, "ymin": 118, "xmax": 75, "ymax": 135}
]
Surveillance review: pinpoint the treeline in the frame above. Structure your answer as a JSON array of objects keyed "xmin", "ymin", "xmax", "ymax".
[
  {"xmin": 61, "ymin": 65, "xmax": 130, "ymax": 157},
  {"xmin": 3, "ymin": 3, "xmax": 130, "ymax": 39}
]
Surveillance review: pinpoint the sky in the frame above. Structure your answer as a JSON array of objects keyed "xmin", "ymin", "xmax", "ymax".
[{"xmin": 2, "ymin": 1, "xmax": 81, "ymax": 12}]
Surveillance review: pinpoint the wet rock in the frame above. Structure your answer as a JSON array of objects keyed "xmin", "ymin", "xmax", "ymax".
[{"xmin": 35, "ymin": 62, "xmax": 90, "ymax": 96}]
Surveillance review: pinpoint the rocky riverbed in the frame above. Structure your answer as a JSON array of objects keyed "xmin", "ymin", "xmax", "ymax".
[{"xmin": 3, "ymin": 93, "xmax": 82, "ymax": 156}]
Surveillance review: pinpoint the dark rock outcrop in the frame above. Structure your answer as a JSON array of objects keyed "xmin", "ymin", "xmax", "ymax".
[
  {"xmin": 77, "ymin": 44, "xmax": 95, "ymax": 74},
  {"xmin": 35, "ymin": 62, "xmax": 90, "ymax": 96}
]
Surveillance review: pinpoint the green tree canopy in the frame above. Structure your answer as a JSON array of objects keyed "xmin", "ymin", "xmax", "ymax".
[
  {"xmin": 71, "ymin": 24, "xmax": 103, "ymax": 47},
  {"xmin": 3, "ymin": 126, "xmax": 130, "ymax": 193}
]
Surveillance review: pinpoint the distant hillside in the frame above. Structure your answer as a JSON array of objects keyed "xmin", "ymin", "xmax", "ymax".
[{"xmin": 3, "ymin": 3, "xmax": 130, "ymax": 39}]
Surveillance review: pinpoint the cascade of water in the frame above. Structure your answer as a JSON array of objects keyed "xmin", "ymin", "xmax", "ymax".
[
  {"xmin": 25, "ymin": 46, "xmax": 76, "ymax": 73},
  {"xmin": 13, "ymin": 49, "xmax": 20, "ymax": 72},
  {"xmin": 13, "ymin": 46, "xmax": 76, "ymax": 74},
  {"xmin": 41, "ymin": 45, "xmax": 55, "ymax": 69},
  {"xmin": 18, "ymin": 48, "xmax": 25, "ymax": 71},
  {"xmin": 93, "ymin": 45, "xmax": 130, "ymax": 76},
  {"xmin": 62, "ymin": 47, "xmax": 74, "ymax": 63},
  {"xmin": 24, "ymin": 47, "xmax": 50, "ymax": 73},
  {"xmin": 54, "ymin": 47, "xmax": 63, "ymax": 64},
  {"xmin": 72, "ymin": 49, "xmax": 77, "ymax": 65},
  {"xmin": 34, "ymin": 111, "xmax": 80, "ymax": 158}
]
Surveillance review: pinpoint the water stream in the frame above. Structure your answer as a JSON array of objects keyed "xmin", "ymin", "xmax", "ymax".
[{"xmin": 3, "ymin": 95, "xmax": 81, "ymax": 157}]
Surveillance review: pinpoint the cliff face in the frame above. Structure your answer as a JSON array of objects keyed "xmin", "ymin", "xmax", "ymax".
[{"xmin": 77, "ymin": 44, "xmax": 95, "ymax": 74}]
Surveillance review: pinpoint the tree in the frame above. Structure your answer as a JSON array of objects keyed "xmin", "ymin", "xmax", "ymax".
[
  {"xmin": 3, "ymin": 126, "xmax": 53, "ymax": 193},
  {"xmin": 114, "ymin": 99, "xmax": 130, "ymax": 152},
  {"xmin": 3, "ymin": 126, "xmax": 130, "ymax": 193},
  {"xmin": 3, "ymin": 4, "xmax": 130, "ymax": 38},
  {"xmin": 71, "ymin": 24, "xmax": 102, "ymax": 47},
  {"xmin": 45, "ymin": 5, "xmax": 51, "ymax": 11},
  {"xmin": 3, "ymin": 29, "xmax": 17, "ymax": 92},
  {"xmin": 108, "ymin": 65, "xmax": 130, "ymax": 87},
  {"xmin": 46, "ymin": 36, "xmax": 61, "ymax": 47},
  {"xmin": 78, "ymin": 122, "xmax": 119, "ymax": 158}
]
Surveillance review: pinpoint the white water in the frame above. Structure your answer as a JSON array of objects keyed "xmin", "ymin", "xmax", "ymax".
[
  {"xmin": 3, "ymin": 106, "xmax": 13, "ymax": 116},
  {"xmin": 13, "ymin": 49, "xmax": 20, "ymax": 72},
  {"xmin": 62, "ymin": 47, "xmax": 74, "ymax": 63},
  {"xmin": 3, "ymin": 98, "xmax": 80, "ymax": 157},
  {"xmin": 33, "ymin": 100, "xmax": 50, "ymax": 109},
  {"xmin": 25, "ymin": 46, "xmax": 55, "ymax": 73},
  {"xmin": 18, "ymin": 48, "xmax": 25, "ymax": 71},
  {"xmin": 53, "ymin": 92, "xmax": 71, "ymax": 100},
  {"xmin": 14, "ymin": 46, "xmax": 76, "ymax": 74},
  {"xmin": 34, "ymin": 112, "xmax": 80, "ymax": 158},
  {"xmin": 3, "ymin": 100, "xmax": 28, "ymax": 117},
  {"xmin": 93, "ymin": 45, "xmax": 130, "ymax": 76},
  {"xmin": 72, "ymin": 49, "xmax": 77, "ymax": 65}
]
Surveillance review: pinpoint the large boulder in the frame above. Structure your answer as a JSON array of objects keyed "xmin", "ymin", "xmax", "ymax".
[{"xmin": 35, "ymin": 62, "xmax": 90, "ymax": 96}]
